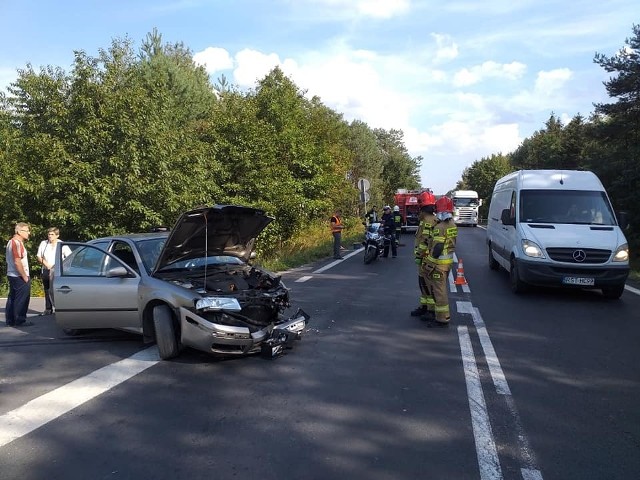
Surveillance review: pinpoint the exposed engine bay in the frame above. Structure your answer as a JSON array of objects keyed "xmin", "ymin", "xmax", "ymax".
[{"xmin": 156, "ymin": 264, "xmax": 291, "ymax": 328}]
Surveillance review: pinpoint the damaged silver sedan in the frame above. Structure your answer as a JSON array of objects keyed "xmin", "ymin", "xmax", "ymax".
[{"xmin": 52, "ymin": 205, "xmax": 310, "ymax": 360}]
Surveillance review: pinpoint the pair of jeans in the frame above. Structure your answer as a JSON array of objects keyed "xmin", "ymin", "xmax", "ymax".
[
  {"xmin": 41, "ymin": 269, "xmax": 52, "ymax": 310},
  {"xmin": 5, "ymin": 276, "xmax": 31, "ymax": 326}
]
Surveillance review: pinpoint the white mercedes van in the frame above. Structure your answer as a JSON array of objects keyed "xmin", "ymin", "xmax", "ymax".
[{"xmin": 486, "ymin": 170, "xmax": 629, "ymax": 299}]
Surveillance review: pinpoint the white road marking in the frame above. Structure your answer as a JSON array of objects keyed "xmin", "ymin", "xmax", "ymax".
[
  {"xmin": 521, "ymin": 468, "xmax": 544, "ymax": 480},
  {"xmin": 313, "ymin": 248, "xmax": 363, "ymax": 274},
  {"xmin": 468, "ymin": 303, "xmax": 510, "ymax": 396},
  {"xmin": 295, "ymin": 275, "xmax": 313, "ymax": 283},
  {"xmin": 0, "ymin": 346, "xmax": 160, "ymax": 448},
  {"xmin": 625, "ymin": 284, "xmax": 640, "ymax": 295},
  {"xmin": 457, "ymin": 301, "xmax": 543, "ymax": 479},
  {"xmin": 458, "ymin": 326, "xmax": 503, "ymax": 480}
]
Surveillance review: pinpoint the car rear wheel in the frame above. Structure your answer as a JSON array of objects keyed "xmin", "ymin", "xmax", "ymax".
[
  {"xmin": 602, "ymin": 284, "xmax": 625, "ymax": 300},
  {"xmin": 153, "ymin": 305, "xmax": 179, "ymax": 360},
  {"xmin": 488, "ymin": 244, "xmax": 499, "ymax": 271},
  {"xmin": 510, "ymin": 258, "xmax": 528, "ymax": 294}
]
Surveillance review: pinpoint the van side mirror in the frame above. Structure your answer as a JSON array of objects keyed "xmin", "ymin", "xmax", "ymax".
[
  {"xmin": 501, "ymin": 208, "xmax": 515, "ymax": 226},
  {"xmin": 478, "ymin": 199, "xmax": 483, "ymax": 207},
  {"xmin": 617, "ymin": 211, "xmax": 629, "ymax": 230}
]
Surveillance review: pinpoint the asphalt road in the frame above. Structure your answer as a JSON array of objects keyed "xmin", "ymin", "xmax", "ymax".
[{"xmin": 1, "ymin": 227, "xmax": 639, "ymax": 480}]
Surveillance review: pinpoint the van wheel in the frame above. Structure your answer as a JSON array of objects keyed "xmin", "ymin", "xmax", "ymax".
[
  {"xmin": 510, "ymin": 258, "xmax": 528, "ymax": 293},
  {"xmin": 488, "ymin": 244, "xmax": 499, "ymax": 271},
  {"xmin": 153, "ymin": 305, "xmax": 179, "ymax": 360},
  {"xmin": 602, "ymin": 284, "xmax": 625, "ymax": 300}
]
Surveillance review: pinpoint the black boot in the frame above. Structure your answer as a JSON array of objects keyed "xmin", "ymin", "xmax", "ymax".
[
  {"xmin": 410, "ymin": 306, "xmax": 427, "ymax": 317},
  {"xmin": 420, "ymin": 310, "xmax": 435, "ymax": 321}
]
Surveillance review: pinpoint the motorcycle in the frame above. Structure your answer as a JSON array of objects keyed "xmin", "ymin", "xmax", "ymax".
[{"xmin": 362, "ymin": 222, "xmax": 393, "ymax": 264}]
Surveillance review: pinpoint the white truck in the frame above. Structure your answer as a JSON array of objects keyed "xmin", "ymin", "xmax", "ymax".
[{"xmin": 452, "ymin": 190, "xmax": 481, "ymax": 226}]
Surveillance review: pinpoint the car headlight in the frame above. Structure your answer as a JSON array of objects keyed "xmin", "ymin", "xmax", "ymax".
[
  {"xmin": 196, "ymin": 297, "xmax": 242, "ymax": 312},
  {"xmin": 612, "ymin": 243, "xmax": 629, "ymax": 262},
  {"xmin": 521, "ymin": 239, "xmax": 545, "ymax": 258}
]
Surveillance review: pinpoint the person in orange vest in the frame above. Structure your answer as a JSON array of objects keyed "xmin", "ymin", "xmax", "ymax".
[{"xmin": 330, "ymin": 208, "xmax": 345, "ymax": 259}]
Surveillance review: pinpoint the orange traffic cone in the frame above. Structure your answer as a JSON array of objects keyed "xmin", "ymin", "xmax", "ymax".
[{"xmin": 454, "ymin": 259, "xmax": 468, "ymax": 286}]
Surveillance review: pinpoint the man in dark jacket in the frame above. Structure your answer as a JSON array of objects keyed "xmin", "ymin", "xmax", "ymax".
[
  {"xmin": 380, "ymin": 206, "xmax": 397, "ymax": 258},
  {"xmin": 365, "ymin": 206, "xmax": 378, "ymax": 226}
]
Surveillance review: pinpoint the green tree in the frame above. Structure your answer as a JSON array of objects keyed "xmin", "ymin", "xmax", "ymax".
[
  {"xmin": 592, "ymin": 23, "xmax": 640, "ymax": 248},
  {"xmin": 374, "ymin": 128, "xmax": 421, "ymax": 204},
  {"xmin": 458, "ymin": 153, "xmax": 513, "ymax": 220}
]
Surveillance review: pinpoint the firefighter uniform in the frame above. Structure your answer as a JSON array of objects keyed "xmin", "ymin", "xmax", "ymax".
[
  {"xmin": 411, "ymin": 204, "xmax": 437, "ymax": 317},
  {"xmin": 393, "ymin": 206, "xmax": 403, "ymax": 244},
  {"xmin": 422, "ymin": 198, "xmax": 457, "ymax": 326}
]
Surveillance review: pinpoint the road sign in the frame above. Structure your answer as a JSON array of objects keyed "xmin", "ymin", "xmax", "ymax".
[
  {"xmin": 360, "ymin": 191, "xmax": 371, "ymax": 203},
  {"xmin": 358, "ymin": 178, "xmax": 370, "ymax": 193}
]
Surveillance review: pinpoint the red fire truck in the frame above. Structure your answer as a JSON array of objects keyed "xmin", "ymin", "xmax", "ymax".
[{"xmin": 393, "ymin": 189, "xmax": 436, "ymax": 232}]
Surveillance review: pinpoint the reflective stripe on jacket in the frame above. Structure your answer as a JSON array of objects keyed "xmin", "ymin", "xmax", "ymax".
[{"xmin": 425, "ymin": 219, "xmax": 457, "ymax": 266}]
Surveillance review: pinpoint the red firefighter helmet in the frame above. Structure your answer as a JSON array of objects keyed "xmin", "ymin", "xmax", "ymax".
[
  {"xmin": 435, "ymin": 196, "xmax": 454, "ymax": 213},
  {"xmin": 419, "ymin": 191, "xmax": 436, "ymax": 206}
]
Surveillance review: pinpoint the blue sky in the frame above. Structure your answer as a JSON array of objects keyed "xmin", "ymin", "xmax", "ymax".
[{"xmin": 1, "ymin": 0, "xmax": 636, "ymax": 194}]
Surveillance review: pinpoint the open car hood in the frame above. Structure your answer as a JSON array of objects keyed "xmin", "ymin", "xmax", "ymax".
[{"xmin": 154, "ymin": 205, "xmax": 273, "ymax": 271}]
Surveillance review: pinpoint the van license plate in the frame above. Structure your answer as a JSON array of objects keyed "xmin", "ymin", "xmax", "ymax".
[{"xmin": 562, "ymin": 277, "xmax": 595, "ymax": 286}]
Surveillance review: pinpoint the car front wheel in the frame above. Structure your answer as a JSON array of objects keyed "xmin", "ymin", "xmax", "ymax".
[
  {"xmin": 153, "ymin": 305, "xmax": 179, "ymax": 360},
  {"xmin": 510, "ymin": 258, "xmax": 528, "ymax": 294}
]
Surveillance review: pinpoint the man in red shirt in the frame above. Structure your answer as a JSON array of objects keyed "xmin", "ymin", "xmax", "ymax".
[{"xmin": 5, "ymin": 222, "xmax": 32, "ymax": 327}]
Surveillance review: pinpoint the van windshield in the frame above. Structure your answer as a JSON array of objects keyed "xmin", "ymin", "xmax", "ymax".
[{"xmin": 520, "ymin": 190, "xmax": 616, "ymax": 225}]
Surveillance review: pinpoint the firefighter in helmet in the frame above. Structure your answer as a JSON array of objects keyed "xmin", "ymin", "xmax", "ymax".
[
  {"xmin": 411, "ymin": 195, "xmax": 437, "ymax": 317},
  {"xmin": 420, "ymin": 196, "xmax": 457, "ymax": 327},
  {"xmin": 393, "ymin": 205, "xmax": 402, "ymax": 245}
]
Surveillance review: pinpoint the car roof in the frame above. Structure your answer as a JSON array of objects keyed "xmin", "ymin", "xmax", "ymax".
[{"xmin": 89, "ymin": 232, "xmax": 170, "ymax": 243}]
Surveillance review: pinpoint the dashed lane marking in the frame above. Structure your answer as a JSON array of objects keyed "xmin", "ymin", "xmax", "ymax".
[
  {"xmin": 458, "ymin": 326, "xmax": 503, "ymax": 480},
  {"xmin": 457, "ymin": 301, "xmax": 543, "ymax": 479}
]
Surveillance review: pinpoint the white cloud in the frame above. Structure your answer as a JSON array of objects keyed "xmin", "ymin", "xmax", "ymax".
[
  {"xmin": 431, "ymin": 33, "xmax": 459, "ymax": 64},
  {"xmin": 233, "ymin": 49, "xmax": 288, "ymax": 86},
  {"xmin": 356, "ymin": 0, "xmax": 410, "ymax": 18},
  {"xmin": 296, "ymin": 0, "xmax": 410, "ymax": 19},
  {"xmin": 192, "ymin": 47, "xmax": 233, "ymax": 74},
  {"xmin": 453, "ymin": 61, "xmax": 526, "ymax": 87},
  {"xmin": 534, "ymin": 68, "xmax": 573, "ymax": 96}
]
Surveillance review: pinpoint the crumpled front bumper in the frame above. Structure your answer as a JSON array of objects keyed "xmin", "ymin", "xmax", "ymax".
[{"xmin": 178, "ymin": 306, "xmax": 310, "ymax": 357}]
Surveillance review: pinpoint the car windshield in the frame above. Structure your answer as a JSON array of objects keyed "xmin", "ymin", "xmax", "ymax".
[
  {"xmin": 519, "ymin": 190, "xmax": 616, "ymax": 225},
  {"xmin": 155, "ymin": 255, "xmax": 244, "ymax": 272},
  {"xmin": 134, "ymin": 238, "xmax": 167, "ymax": 274}
]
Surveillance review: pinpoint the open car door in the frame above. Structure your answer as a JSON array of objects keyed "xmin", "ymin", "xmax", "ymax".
[{"xmin": 52, "ymin": 242, "xmax": 141, "ymax": 331}]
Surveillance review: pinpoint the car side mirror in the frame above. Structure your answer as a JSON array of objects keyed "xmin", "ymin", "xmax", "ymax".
[
  {"xmin": 501, "ymin": 208, "xmax": 515, "ymax": 226},
  {"xmin": 617, "ymin": 211, "xmax": 629, "ymax": 230},
  {"xmin": 106, "ymin": 266, "xmax": 132, "ymax": 278}
]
